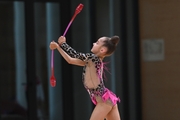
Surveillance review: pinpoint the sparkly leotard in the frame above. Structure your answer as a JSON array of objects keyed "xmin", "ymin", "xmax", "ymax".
[{"xmin": 61, "ymin": 43, "xmax": 120, "ymax": 105}]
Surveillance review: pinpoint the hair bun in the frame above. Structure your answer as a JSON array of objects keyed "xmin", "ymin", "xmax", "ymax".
[{"xmin": 110, "ymin": 36, "xmax": 120, "ymax": 46}]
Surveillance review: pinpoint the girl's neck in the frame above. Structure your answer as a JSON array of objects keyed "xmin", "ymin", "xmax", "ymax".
[
  {"xmin": 95, "ymin": 54, "xmax": 104, "ymax": 61},
  {"xmin": 93, "ymin": 52, "xmax": 106, "ymax": 61}
]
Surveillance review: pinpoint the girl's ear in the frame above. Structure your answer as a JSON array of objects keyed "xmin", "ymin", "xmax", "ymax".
[{"xmin": 100, "ymin": 46, "xmax": 107, "ymax": 54}]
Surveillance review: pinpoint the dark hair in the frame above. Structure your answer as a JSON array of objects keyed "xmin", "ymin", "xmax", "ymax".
[{"xmin": 102, "ymin": 35, "xmax": 120, "ymax": 56}]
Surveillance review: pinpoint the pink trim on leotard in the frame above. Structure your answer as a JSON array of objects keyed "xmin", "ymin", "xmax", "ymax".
[
  {"xmin": 90, "ymin": 88, "xmax": 120, "ymax": 106},
  {"xmin": 102, "ymin": 88, "xmax": 120, "ymax": 105}
]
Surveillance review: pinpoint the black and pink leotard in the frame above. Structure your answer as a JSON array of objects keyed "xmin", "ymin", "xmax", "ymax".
[{"xmin": 61, "ymin": 43, "xmax": 120, "ymax": 105}]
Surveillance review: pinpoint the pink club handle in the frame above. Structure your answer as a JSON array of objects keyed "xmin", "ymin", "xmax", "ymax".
[{"xmin": 63, "ymin": 3, "xmax": 84, "ymax": 36}]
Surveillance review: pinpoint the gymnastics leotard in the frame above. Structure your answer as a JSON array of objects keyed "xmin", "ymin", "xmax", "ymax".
[{"xmin": 61, "ymin": 43, "xmax": 120, "ymax": 105}]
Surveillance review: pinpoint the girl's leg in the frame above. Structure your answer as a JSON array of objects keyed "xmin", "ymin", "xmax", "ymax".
[
  {"xmin": 105, "ymin": 104, "xmax": 121, "ymax": 120},
  {"xmin": 90, "ymin": 102, "xmax": 112, "ymax": 120}
]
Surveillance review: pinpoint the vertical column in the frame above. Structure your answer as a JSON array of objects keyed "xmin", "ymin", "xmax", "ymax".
[
  {"xmin": 125, "ymin": 0, "xmax": 141, "ymax": 120},
  {"xmin": 46, "ymin": 3, "xmax": 63, "ymax": 120},
  {"xmin": 109, "ymin": 0, "xmax": 127, "ymax": 119},
  {"xmin": 109, "ymin": 0, "xmax": 116, "ymax": 92},
  {"xmin": 34, "ymin": 3, "xmax": 46, "ymax": 119},
  {"xmin": 14, "ymin": 1, "xmax": 27, "ymax": 109},
  {"xmin": 115, "ymin": 0, "xmax": 129, "ymax": 119},
  {"xmin": 24, "ymin": 1, "xmax": 37, "ymax": 119}
]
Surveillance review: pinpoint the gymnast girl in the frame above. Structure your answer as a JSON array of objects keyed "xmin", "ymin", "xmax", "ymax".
[{"xmin": 49, "ymin": 35, "xmax": 121, "ymax": 120}]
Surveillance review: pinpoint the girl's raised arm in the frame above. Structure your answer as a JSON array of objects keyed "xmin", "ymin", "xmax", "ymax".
[{"xmin": 50, "ymin": 41, "xmax": 86, "ymax": 66}]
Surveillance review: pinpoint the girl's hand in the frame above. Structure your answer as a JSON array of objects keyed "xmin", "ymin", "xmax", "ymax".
[
  {"xmin": 49, "ymin": 41, "xmax": 59, "ymax": 50},
  {"xmin": 58, "ymin": 36, "xmax": 66, "ymax": 45}
]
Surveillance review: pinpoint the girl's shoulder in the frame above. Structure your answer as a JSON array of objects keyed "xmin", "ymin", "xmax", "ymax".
[
  {"xmin": 86, "ymin": 53, "xmax": 101, "ymax": 63},
  {"xmin": 86, "ymin": 53, "xmax": 94, "ymax": 58},
  {"xmin": 86, "ymin": 53, "xmax": 99, "ymax": 59}
]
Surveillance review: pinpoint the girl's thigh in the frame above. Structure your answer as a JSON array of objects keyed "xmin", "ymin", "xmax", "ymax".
[
  {"xmin": 105, "ymin": 104, "xmax": 121, "ymax": 120},
  {"xmin": 90, "ymin": 102, "xmax": 112, "ymax": 120}
]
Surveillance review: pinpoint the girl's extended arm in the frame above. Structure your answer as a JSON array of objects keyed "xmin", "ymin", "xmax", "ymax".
[
  {"xmin": 58, "ymin": 36, "xmax": 92, "ymax": 61},
  {"xmin": 50, "ymin": 41, "xmax": 86, "ymax": 66}
]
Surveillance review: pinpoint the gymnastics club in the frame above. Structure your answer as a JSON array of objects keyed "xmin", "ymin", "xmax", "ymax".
[{"xmin": 50, "ymin": 3, "xmax": 84, "ymax": 87}]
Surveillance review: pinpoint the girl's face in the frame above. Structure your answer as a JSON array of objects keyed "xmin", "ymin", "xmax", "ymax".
[{"xmin": 91, "ymin": 37, "xmax": 107, "ymax": 55}]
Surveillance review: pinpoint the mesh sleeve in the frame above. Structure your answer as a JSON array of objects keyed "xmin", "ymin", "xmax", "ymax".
[{"xmin": 60, "ymin": 42, "xmax": 93, "ymax": 61}]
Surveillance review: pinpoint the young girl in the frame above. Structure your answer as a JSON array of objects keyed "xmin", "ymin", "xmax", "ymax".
[{"xmin": 49, "ymin": 36, "xmax": 121, "ymax": 120}]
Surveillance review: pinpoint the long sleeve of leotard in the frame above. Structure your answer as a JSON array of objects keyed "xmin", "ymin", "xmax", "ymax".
[{"xmin": 60, "ymin": 42, "xmax": 93, "ymax": 61}]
